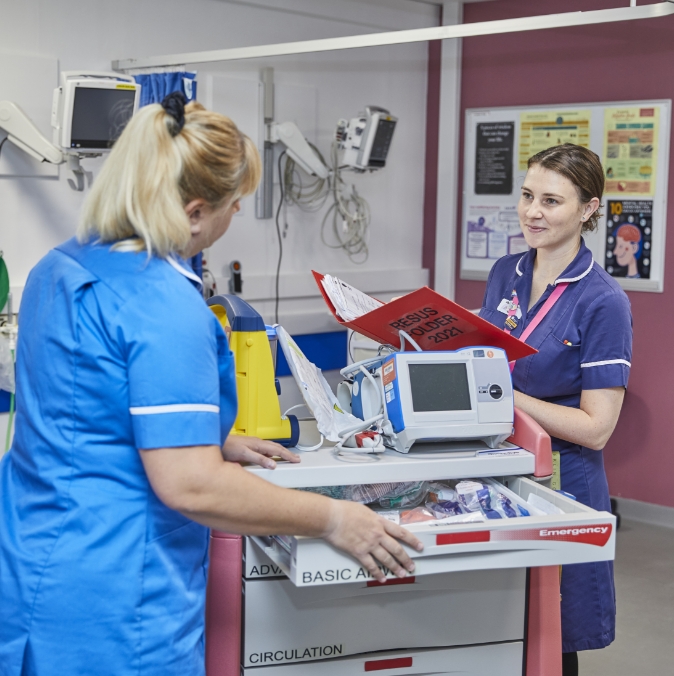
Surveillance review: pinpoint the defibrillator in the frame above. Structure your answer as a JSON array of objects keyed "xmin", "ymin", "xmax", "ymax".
[{"xmin": 340, "ymin": 347, "xmax": 514, "ymax": 453}]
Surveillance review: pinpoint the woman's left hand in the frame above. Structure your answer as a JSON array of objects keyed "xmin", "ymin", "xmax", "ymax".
[{"xmin": 221, "ymin": 435, "xmax": 301, "ymax": 469}]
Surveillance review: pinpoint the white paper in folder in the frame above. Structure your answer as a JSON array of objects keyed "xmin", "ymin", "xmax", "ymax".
[
  {"xmin": 277, "ymin": 326, "xmax": 362, "ymax": 442},
  {"xmin": 320, "ymin": 274, "xmax": 383, "ymax": 322}
]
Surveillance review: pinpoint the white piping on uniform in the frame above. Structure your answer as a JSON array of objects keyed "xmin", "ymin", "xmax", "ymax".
[
  {"xmin": 515, "ymin": 254, "xmax": 527, "ymax": 276},
  {"xmin": 130, "ymin": 404, "xmax": 220, "ymax": 415},
  {"xmin": 167, "ymin": 256, "xmax": 203, "ymax": 287},
  {"xmin": 556, "ymin": 258, "xmax": 594, "ymax": 284},
  {"xmin": 580, "ymin": 359, "xmax": 631, "ymax": 369}
]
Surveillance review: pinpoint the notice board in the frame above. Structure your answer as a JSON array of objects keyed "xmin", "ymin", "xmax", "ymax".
[{"xmin": 461, "ymin": 100, "xmax": 671, "ymax": 292}]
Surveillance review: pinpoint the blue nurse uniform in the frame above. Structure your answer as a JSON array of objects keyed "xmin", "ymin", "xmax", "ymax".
[
  {"xmin": 0, "ymin": 237, "xmax": 237, "ymax": 675},
  {"xmin": 479, "ymin": 239, "xmax": 632, "ymax": 653}
]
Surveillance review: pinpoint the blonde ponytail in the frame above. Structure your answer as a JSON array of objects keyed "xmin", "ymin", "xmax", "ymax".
[{"xmin": 78, "ymin": 101, "xmax": 261, "ymax": 258}]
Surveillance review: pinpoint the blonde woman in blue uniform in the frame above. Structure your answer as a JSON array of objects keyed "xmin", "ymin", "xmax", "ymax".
[
  {"xmin": 0, "ymin": 94, "xmax": 422, "ymax": 676},
  {"xmin": 480, "ymin": 144, "xmax": 632, "ymax": 676}
]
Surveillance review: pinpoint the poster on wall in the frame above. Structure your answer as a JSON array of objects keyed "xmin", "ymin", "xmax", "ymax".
[
  {"xmin": 603, "ymin": 107, "xmax": 659, "ymax": 196},
  {"xmin": 604, "ymin": 200, "xmax": 653, "ymax": 280},
  {"xmin": 463, "ymin": 100, "xmax": 669, "ymax": 290},
  {"xmin": 474, "ymin": 122, "xmax": 514, "ymax": 195},
  {"xmin": 518, "ymin": 110, "xmax": 591, "ymax": 170},
  {"xmin": 465, "ymin": 205, "xmax": 527, "ymax": 261}
]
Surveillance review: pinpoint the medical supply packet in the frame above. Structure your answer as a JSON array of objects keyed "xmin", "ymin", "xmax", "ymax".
[
  {"xmin": 304, "ymin": 478, "xmax": 532, "ymax": 528},
  {"xmin": 527, "ymin": 492, "xmax": 564, "ymax": 515},
  {"xmin": 302, "ymin": 481, "xmax": 429, "ymax": 509},
  {"xmin": 277, "ymin": 326, "xmax": 362, "ymax": 442}
]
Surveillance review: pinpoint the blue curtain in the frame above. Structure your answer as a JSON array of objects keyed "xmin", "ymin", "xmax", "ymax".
[
  {"xmin": 134, "ymin": 72, "xmax": 197, "ymax": 108},
  {"xmin": 134, "ymin": 72, "xmax": 202, "ymax": 279}
]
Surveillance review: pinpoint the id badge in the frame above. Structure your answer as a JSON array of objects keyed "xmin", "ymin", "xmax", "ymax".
[{"xmin": 551, "ymin": 451, "xmax": 561, "ymax": 491}]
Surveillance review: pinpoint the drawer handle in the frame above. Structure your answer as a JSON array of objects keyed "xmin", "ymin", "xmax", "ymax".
[
  {"xmin": 366, "ymin": 576, "xmax": 416, "ymax": 588},
  {"xmin": 436, "ymin": 531, "xmax": 490, "ymax": 545},
  {"xmin": 365, "ymin": 657, "xmax": 413, "ymax": 671}
]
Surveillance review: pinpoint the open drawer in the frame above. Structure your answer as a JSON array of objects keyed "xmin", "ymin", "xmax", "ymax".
[{"xmin": 252, "ymin": 476, "xmax": 615, "ymax": 587}]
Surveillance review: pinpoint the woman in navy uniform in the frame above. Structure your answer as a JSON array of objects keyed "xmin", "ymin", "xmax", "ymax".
[
  {"xmin": 0, "ymin": 94, "xmax": 421, "ymax": 676},
  {"xmin": 480, "ymin": 144, "xmax": 632, "ymax": 676}
]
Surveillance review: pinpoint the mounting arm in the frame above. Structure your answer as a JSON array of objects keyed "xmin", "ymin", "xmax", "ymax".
[
  {"xmin": 0, "ymin": 101, "xmax": 64, "ymax": 165},
  {"xmin": 268, "ymin": 121, "xmax": 329, "ymax": 179}
]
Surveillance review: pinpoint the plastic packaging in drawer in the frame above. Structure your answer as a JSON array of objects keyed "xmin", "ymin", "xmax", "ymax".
[{"xmin": 242, "ymin": 568, "xmax": 525, "ymax": 667}]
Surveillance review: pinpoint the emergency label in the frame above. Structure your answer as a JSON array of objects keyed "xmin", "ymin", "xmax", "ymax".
[{"xmin": 435, "ymin": 524, "xmax": 613, "ymax": 547}]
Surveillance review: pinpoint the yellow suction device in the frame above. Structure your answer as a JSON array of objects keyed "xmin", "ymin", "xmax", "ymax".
[{"xmin": 208, "ymin": 294, "xmax": 299, "ymax": 447}]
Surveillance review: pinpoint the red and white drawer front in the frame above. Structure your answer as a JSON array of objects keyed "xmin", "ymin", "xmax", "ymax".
[
  {"xmin": 240, "ymin": 643, "xmax": 523, "ymax": 675},
  {"xmin": 241, "ymin": 568, "xmax": 525, "ymax": 668}
]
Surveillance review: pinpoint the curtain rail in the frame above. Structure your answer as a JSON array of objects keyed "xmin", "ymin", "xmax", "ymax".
[{"xmin": 113, "ymin": 2, "xmax": 674, "ymax": 71}]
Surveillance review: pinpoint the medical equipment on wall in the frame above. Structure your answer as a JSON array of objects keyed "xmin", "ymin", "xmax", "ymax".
[
  {"xmin": 273, "ymin": 107, "xmax": 396, "ymax": 264},
  {"xmin": 0, "ymin": 71, "xmax": 140, "ymax": 190},
  {"xmin": 207, "ymin": 295, "xmax": 299, "ymax": 447},
  {"xmin": 269, "ymin": 106, "xmax": 397, "ymax": 180},
  {"xmin": 340, "ymin": 346, "xmax": 514, "ymax": 454},
  {"xmin": 268, "ymin": 121, "xmax": 329, "ymax": 180},
  {"xmin": 228, "ymin": 260, "xmax": 243, "ymax": 295},
  {"xmin": 335, "ymin": 106, "xmax": 397, "ymax": 172},
  {"xmin": 51, "ymin": 71, "xmax": 139, "ymax": 152}
]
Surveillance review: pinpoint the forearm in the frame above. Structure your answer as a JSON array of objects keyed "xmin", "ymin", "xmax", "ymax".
[
  {"xmin": 513, "ymin": 388, "xmax": 624, "ymax": 451},
  {"xmin": 143, "ymin": 445, "xmax": 334, "ymax": 536}
]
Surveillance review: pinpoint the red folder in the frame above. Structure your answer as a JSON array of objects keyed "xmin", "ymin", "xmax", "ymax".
[{"xmin": 313, "ymin": 271, "xmax": 537, "ymax": 362}]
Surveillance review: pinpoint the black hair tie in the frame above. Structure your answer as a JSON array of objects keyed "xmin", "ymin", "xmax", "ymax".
[{"xmin": 161, "ymin": 91, "xmax": 187, "ymax": 136}]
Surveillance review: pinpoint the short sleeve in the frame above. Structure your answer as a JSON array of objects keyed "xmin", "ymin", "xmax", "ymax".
[
  {"xmin": 119, "ymin": 288, "xmax": 222, "ymax": 450},
  {"xmin": 579, "ymin": 290, "xmax": 633, "ymax": 390}
]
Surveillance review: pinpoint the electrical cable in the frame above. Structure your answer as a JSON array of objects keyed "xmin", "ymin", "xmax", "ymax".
[
  {"xmin": 333, "ymin": 365, "xmax": 385, "ymax": 454},
  {"xmin": 347, "ymin": 330, "xmax": 355, "ymax": 363},
  {"xmin": 398, "ymin": 330, "xmax": 423, "ymax": 352},
  {"xmin": 279, "ymin": 131, "xmax": 372, "ymax": 264},
  {"xmin": 0, "ymin": 136, "xmax": 8, "ymax": 161},
  {"xmin": 274, "ymin": 150, "xmax": 287, "ymax": 325},
  {"xmin": 283, "ymin": 142, "xmax": 329, "ymax": 211},
  {"xmin": 321, "ymin": 141, "xmax": 371, "ymax": 263},
  {"xmin": 281, "ymin": 404, "xmax": 324, "ymax": 451}
]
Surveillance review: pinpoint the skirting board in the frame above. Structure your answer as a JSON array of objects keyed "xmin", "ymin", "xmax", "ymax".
[{"xmin": 612, "ymin": 496, "xmax": 674, "ymax": 530}]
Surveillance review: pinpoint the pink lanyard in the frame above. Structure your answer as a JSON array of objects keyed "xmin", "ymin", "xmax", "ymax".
[{"xmin": 505, "ymin": 282, "xmax": 569, "ymax": 371}]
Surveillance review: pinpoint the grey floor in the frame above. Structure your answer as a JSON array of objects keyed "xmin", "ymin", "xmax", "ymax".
[{"xmin": 580, "ymin": 519, "xmax": 674, "ymax": 675}]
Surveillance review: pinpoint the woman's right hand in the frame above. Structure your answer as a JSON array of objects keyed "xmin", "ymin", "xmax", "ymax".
[{"xmin": 322, "ymin": 500, "xmax": 424, "ymax": 583}]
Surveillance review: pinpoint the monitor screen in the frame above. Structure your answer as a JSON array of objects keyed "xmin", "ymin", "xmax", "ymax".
[
  {"xmin": 408, "ymin": 362, "xmax": 471, "ymax": 412},
  {"xmin": 70, "ymin": 87, "xmax": 136, "ymax": 149},
  {"xmin": 368, "ymin": 119, "xmax": 396, "ymax": 167}
]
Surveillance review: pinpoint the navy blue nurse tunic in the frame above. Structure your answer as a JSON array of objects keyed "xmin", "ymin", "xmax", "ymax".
[
  {"xmin": 0, "ymin": 237, "xmax": 237, "ymax": 676},
  {"xmin": 479, "ymin": 239, "xmax": 632, "ymax": 653}
]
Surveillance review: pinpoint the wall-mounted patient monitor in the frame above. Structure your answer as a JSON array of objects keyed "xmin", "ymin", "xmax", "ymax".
[{"xmin": 52, "ymin": 71, "xmax": 140, "ymax": 153}]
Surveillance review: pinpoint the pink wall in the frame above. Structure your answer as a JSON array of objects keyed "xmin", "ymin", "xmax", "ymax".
[{"xmin": 455, "ymin": 0, "xmax": 674, "ymax": 507}]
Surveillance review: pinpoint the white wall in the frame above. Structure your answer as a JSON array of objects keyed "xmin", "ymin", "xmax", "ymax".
[{"xmin": 0, "ymin": 0, "xmax": 437, "ymax": 332}]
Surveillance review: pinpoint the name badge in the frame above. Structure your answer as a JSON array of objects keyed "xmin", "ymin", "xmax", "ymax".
[{"xmin": 497, "ymin": 297, "xmax": 522, "ymax": 319}]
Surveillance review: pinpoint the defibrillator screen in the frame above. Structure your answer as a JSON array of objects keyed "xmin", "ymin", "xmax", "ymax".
[{"xmin": 408, "ymin": 363, "xmax": 471, "ymax": 412}]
